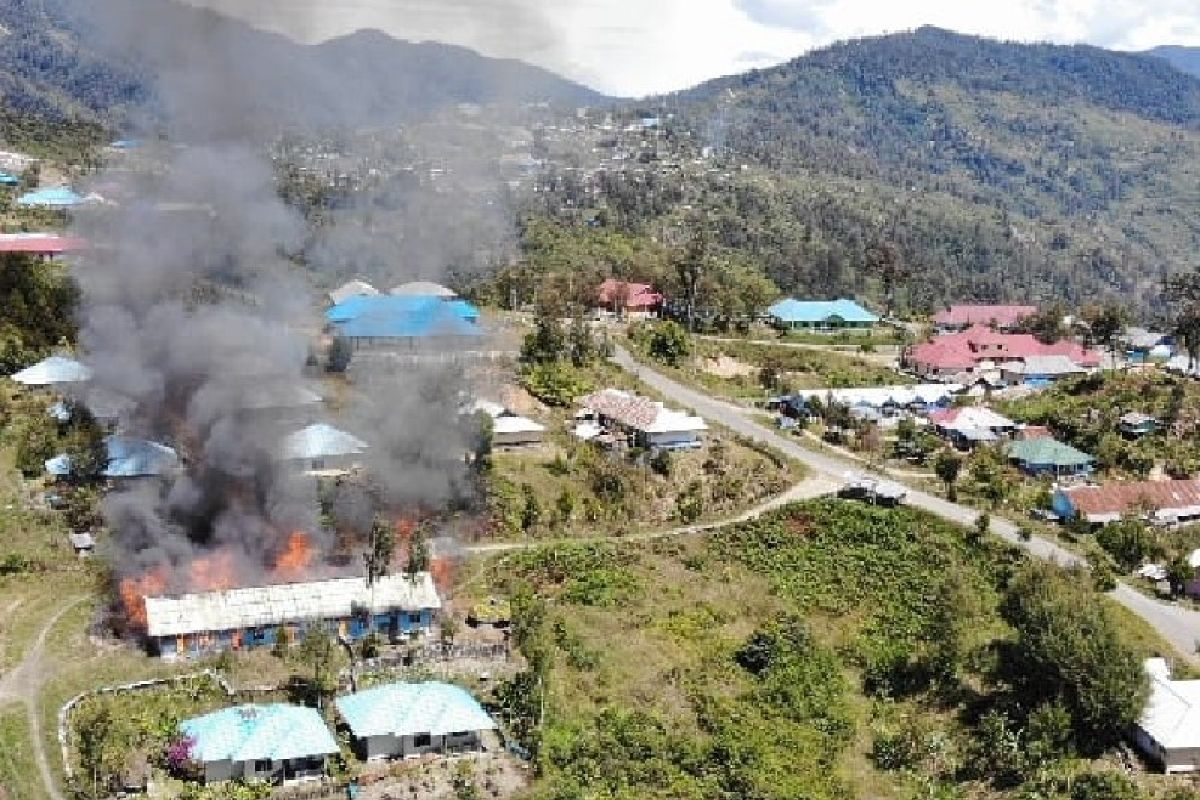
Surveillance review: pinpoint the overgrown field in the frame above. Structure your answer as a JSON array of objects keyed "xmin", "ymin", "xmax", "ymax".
[{"xmin": 476, "ymin": 499, "xmax": 1185, "ymax": 800}]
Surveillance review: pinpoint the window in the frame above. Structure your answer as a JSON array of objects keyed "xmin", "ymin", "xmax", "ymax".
[
  {"xmin": 449, "ymin": 731, "xmax": 470, "ymax": 739},
  {"xmin": 253, "ymin": 759, "xmax": 273, "ymax": 773},
  {"xmin": 413, "ymin": 733, "xmax": 432, "ymax": 748},
  {"xmin": 408, "ymin": 613, "xmax": 421, "ymax": 625}
]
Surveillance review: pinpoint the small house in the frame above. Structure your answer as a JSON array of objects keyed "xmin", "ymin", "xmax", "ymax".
[
  {"xmin": 69, "ymin": 532, "xmax": 95, "ymax": 557},
  {"xmin": 491, "ymin": 415, "xmax": 546, "ymax": 448},
  {"xmin": 596, "ymin": 279, "xmax": 662, "ymax": 317},
  {"xmin": 1133, "ymin": 658, "xmax": 1200, "ymax": 773},
  {"xmin": 767, "ymin": 298, "xmax": 878, "ymax": 331},
  {"xmin": 1052, "ymin": 479, "xmax": 1200, "ymax": 526},
  {"xmin": 1119, "ymin": 412, "xmax": 1158, "ymax": 439},
  {"xmin": 179, "ymin": 704, "xmax": 338, "ymax": 784},
  {"xmin": 15, "ymin": 186, "xmax": 86, "ymax": 208},
  {"xmin": 1006, "ymin": 438, "xmax": 1093, "ymax": 478},
  {"xmin": 929, "ymin": 406, "xmax": 1015, "ymax": 450},
  {"xmin": 281, "ymin": 423, "xmax": 367, "ymax": 474},
  {"xmin": 335, "ymin": 682, "xmax": 497, "ymax": 761},
  {"xmin": 1125, "ymin": 328, "xmax": 1173, "ymax": 363},
  {"xmin": 45, "ymin": 436, "xmax": 179, "ymax": 482},
  {"xmin": 580, "ymin": 389, "xmax": 707, "ymax": 451},
  {"xmin": 10, "ymin": 356, "xmax": 92, "ymax": 387},
  {"xmin": 1001, "ymin": 355, "xmax": 1085, "ymax": 387}
]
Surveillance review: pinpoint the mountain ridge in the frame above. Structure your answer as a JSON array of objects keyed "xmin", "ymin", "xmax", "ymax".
[{"xmin": 1144, "ymin": 45, "xmax": 1200, "ymax": 80}]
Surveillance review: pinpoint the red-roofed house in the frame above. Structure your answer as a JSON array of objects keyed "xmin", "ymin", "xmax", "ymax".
[
  {"xmin": 934, "ymin": 304, "xmax": 1038, "ymax": 332},
  {"xmin": 0, "ymin": 233, "xmax": 86, "ymax": 258},
  {"xmin": 904, "ymin": 325, "xmax": 1101, "ymax": 380},
  {"xmin": 1053, "ymin": 479, "xmax": 1200, "ymax": 526},
  {"xmin": 596, "ymin": 279, "xmax": 663, "ymax": 318}
]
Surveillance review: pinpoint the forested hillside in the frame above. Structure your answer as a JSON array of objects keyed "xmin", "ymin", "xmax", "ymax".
[
  {"xmin": 643, "ymin": 27, "xmax": 1200, "ymax": 311},
  {"xmin": 1147, "ymin": 46, "xmax": 1200, "ymax": 80}
]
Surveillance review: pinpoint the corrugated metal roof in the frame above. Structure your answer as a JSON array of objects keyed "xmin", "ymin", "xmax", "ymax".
[
  {"xmin": 1138, "ymin": 659, "xmax": 1200, "ymax": 750},
  {"xmin": 1006, "ymin": 438, "xmax": 1094, "ymax": 467},
  {"xmin": 327, "ymin": 296, "xmax": 482, "ymax": 339},
  {"xmin": 1062, "ymin": 479, "xmax": 1200, "ymax": 520},
  {"xmin": 144, "ymin": 573, "xmax": 441, "ymax": 637},
  {"xmin": 45, "ymin": 436, "xmax": 178, "ymax": 478},
  {"xmin": 390, "ymin": 281, "xmax": 457, "ymax": 298},
  {"xmin": 328, "ymin": 280, "xmax": 380, "ymax": 306},
  {"xmin": 933, "ymin": 305, "xmax": 1037, "ymax": 327},
  {"xmin": 181, "ymin": 704, "xmax": 338, "ymax": 763},
  {"xmin": 282, "ymin": 424, "xmax": 367, "ymax": 460},
  {"xmin": 11, "ymin": 356, "xmax": 92, "ymax": 386},
  {"xmin": 335, "ymin": 682, "xmax": 496, "ymax": 739},
  {"xmin": 768, "ymin": 298, "xmax": 879, "ymax": 324},
  {"xmin": 0, "ymin": 233, "xmax": 86, "ymax": 254},
  {"xmin": 792, "ymin": 384, "xmax": 961, "ymax": 408},
  {"xmin": 15, "ymin": 187, "xmax": 84, "ymax": 207}
]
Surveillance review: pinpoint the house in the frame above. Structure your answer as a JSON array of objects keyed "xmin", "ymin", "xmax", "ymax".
[
  {"xmin": 789, "ymin": 384, "xmax": 962, "ymax": 415},
  {"xmin": 1125, "ymin": 328, "xmax": 1173, "ymax": 363},
  {"xmin": 1015, "ymin": 425, "xmax": 1054, "ymax": 441},
  {"xmin": 1119, "ymin": 412, "xmax": 1158, "ymax": 438},
  {"xmin": 0, "ymin": 172, "xmax": 20, "ymax": 186},
  {"xmin": 1052, "ymin": 479, "xmax": 1200, "ymax": 526},
  {"xmin": 328, "ymin": 280, "xmax": 380, "ymax": 306},
  {"xmin": 596, "ymin": 279, "xmax": 662, "ymax": 317},
  {"xmin": 1133, "ymin": 658, "xmax": 1200, "ymax": 773},
  {"xmin": 0, "ymin": 233, "xmax": 86, "ymax": 258},
  {"xmin": 69, "ymin": 532, "xmax": 95, "ymax": 557},
  {"xmin": 491, "ymin": 415, "xmax": 547, "ymax": 448},
  {"xmin": 933, "ymin": 304, "xmax": 1037, "ymax": 333},
  {"xmin": 904, "ymin": 325, "xmax": 1101, "ymax": 381},
  {"xmin": 580, "ymin": 389, "xmax": 708, "ymax": 450},
  {"xmin": 214, "ymin": 382, "xmax": 324, "ymax": 429},
  {"xmin": 1006, "ymin": 438, "xmax": 1093, "ymax": 477},
  {"xmin": 281, "ymin": 423, "xmax": 367, "ymax": 474},
  {"xmin": 390, "ymin": 281, "xmax": 458, "ymax": 299},
  {"xmin": 45, "ymin": 436, "xmax": 179, "ymax": 481},
  {"xmin": 179, "ymin": 704, "xmax": 338, "ymax": 784},
  {"xmin": 767, "ymin": 298, "xmax": 879, "ymax": 331},
  {"xmin": 143, "ymin": 573, "xmax": 441, "ymax": 659},
  {"xmin": 929, "ymin": 407, "xmax": 1017, "ymax": 450},
  {"xmin": 335, "ymin": 682, "xmax": 497, "ymax": 761},
  {"xmin": 15, "ymin": 186, "xmax": 86, "ymax": 208},
  {"xmin": 1001, "ymin": 355, "xmax": 1086, "ymax": 387},
  {"xmin": 10, "ymin": 356, "xmax": 92, "ymax": 387},
  {"xmin": 326, "ymin": 295, "xmax": 482, "ymax": 352}
]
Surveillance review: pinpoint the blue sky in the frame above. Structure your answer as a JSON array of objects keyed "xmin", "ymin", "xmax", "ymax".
[{"xmin": 181, "ymin": 0, "xmax": 1200, "ymax": 96}]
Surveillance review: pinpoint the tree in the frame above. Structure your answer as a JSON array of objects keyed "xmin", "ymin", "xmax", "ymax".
[
  {"xmin": 1095, "ymin": 515, "xmax": 1160, "ymax": 572},
  {"xmin": 407, "ymin": 530, "xmax": 430, "ymax": 577},
  {"xmin": 567, "ymin": 315, "xmax": 596, "ymax": 367},
  {"xmin": 1080, "ymin": 303, "xmax": 1128, "ymax": 354},
  {"xmin": 520, "ymin": 483, "xmax": 541, "ymax": 532},
  {"xmin": 1020, "ymin": 305, "xmax": 1066, "ymax": 344},
  {"xmin": 1000, "ymin": 562, "xmax": 1149, "ymax": 751},
  {"xmin": 521, "ymin": 362, "xmax": 593, "ymax": 407},
  {"xmin": 933, "ymin": 450, "xmax": 962, "ymax": 501},
  {"xmin": 294, "ymin": 624, "xmax": 339, "ymax": 709},
  {"xmin": 520, "ymin": 307, "xmax": 567, "ymax": 365},
  {"xmin": 1069, "ymin": 772, "xmax": 1139, "ymax": 800},
  {"xmin": 1164, "ymin": 272, "xmax": 1200, "ymax": 370},
  {"xmin": 865, "ymin": 241, "xmax": 909, "ymax": 318},
  {"xmin": 365, "ymin": 515, "xmax": 395, "ymax": 583},
  {"xmin": 61, "ymin": 406, "xmax": 107, "ymax": 482},
  {"xmin": 646, "ymin": 320, "xmax": 692, "ymax": 367}
]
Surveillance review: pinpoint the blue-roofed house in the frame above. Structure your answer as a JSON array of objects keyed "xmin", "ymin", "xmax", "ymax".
[
  {"xmin": 178, "ymin": 704, "xmax": 338, "ymax": 784},
  {"xmin": 282, "ymin": 423, "xmax": 367, "ymax": 473},
  {"xmin": 335, "ymin": 682, "xmax": 497, "ymax": 761},
  {"xmin": 15, "ymin": 186, "xmax": 85, "ymax": 208},
  {"xmin": 10, "ymin": 355, "xmax": 92, "ymax": 387},
  {"xmin": 326, "ymin": 295, "xmax": 482, "ymax": 352},
  {"xmin": 767, "ymin": 298, "xmax": 879, "ymax": 331},
  {"xmin": 46, "ymin": 436, "xmax": 179, "ymax": 480},
  {"xmin": 0, "ymin": 172, "xmax": 20, "ymax": 187}
]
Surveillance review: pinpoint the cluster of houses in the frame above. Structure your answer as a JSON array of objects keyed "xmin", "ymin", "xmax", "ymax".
[
  {"xmin": 575, "ymin": 388, "xmax": 708, "ymax": 451},
  {"xmin": 178, "ymin": 680, "xmax": 496, "ymax": 784}
]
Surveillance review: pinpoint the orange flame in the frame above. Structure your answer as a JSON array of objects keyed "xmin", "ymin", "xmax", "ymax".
[
  {"xmin": 118, "ymin": 569, "xmax": 168, "ymax": 629},
  {"xmin": 272, "ymin": 531, "xmax": 314, "ymax": 581},
  {"xmin": 431, "ymin": 556, "xmax": 455, "ymax": 594},
  {"xmin": 394, "ymin": 518, "xmax": 416, "ymax": 542},
  {"xmin": 189, "ymin": 550, "xmax": 237, "ymax": 593}
]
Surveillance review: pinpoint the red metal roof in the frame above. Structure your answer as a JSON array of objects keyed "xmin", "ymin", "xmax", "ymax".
[
  {"xmin": 907, "ymin": 325, "xmax": 1101, "ymax": 371},
  {"xmin": 581, "ymin": 388, "xmax": 659, "ymax": 429},
  {"xmin": 0, "ymin": 233, "xmax": 86, "ymax": 254},
  {"xmin": 1064, "ymin": 479, "xmax": 1200, "ymax": 518},
  {"xmin": 933, "ymin": 305, "xmax": 1038, "ymax": 327},
  {"xmin": 597, "ymin": 279, "xmax": 663, "ymax": 309}
]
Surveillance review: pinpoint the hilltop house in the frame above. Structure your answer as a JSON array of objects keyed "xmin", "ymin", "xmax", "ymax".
[
  {"xmin": 179, "ymin": 704, "xmax": 338, "ymax": 784},
  {"xmin": 767, "ymin": 298, "xmax": 878, "ymax": 331},
  {"xmin": 579, "ymin": 388, "xmax": 707, "ymax": 450},
  {"xmin": 281, "ymin": 423, "xmax": 367, "ymax": 474},
  {"xmin": 1000, "ymin": 355, "xmax": 1086, "ymax": 387},
  {"xmin": 144, "ymin": 573, "xmax": 441, "ymax": 660},
  {"xmin": 335, "ymin": 682, "xmax": 497, "ymax": 761},
  {"xmin": 469, "ymin": 400, "xmax": 547, "ymax": 448},
  {"xmin": 1052, "ymin": 479, "xmax": 1200, "ymax": 526},
  {"xmin": 904, "ymin": 325, "xmax": 1101, "ymax": 381},
  {"xmin": 596, "ymin": 279, "xmax": 662, "ymax": 317},
  {"xmin": 1006, "ymin": 438, "xmax": 1093, "ymax": 478},
  {"xmin": 1133, "ymin": 658, "xmax": 1200, "ymax": 773},
  {"xmin": 10, "ymin": 355, "xmax": 92, "ymax": 387},
  {"xmin": 933, "ymin": 304, "xmax": 1037, "ymax": 333}
]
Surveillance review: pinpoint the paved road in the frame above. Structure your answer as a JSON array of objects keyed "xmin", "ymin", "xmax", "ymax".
[{"xmin": 614, "ymin": 346, "xmax": 1200, "ymax": 661}]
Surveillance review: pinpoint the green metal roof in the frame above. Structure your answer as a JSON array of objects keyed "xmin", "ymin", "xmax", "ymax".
[
  {"xmin": 1006, "ymin": 438, "xmax": 1093, "ymax": 467},
  {"xmin": 180, "ymin": 704, "xmax": 338, "ymax": 763}
]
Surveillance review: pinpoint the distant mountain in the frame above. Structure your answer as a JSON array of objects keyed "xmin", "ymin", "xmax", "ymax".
[
  {"xmin": 1145, "ymin": 46, "xmax": 1200, "ymax": 80},
  {"xmin": 659, "ymin": 26, "xmax": 1200, "ymax": 308},
  {"xmin": 0, "ymin": 0, "xmax": 603, "ymax": 140}
]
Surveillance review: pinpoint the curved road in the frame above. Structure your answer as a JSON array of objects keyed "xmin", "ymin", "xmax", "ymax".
[{"xmin": 613, "ymin": 346, "xmax": 1200, "ymax": 662}]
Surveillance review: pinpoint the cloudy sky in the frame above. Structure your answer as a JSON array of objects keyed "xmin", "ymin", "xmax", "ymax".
[{"xmin": 181, "ymin": 0, "xmax": 1200, "ymax": 97}]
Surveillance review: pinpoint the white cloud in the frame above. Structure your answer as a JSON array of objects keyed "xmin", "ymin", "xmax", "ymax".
[{"xmin": 179, "ymin": 0, "xmax": 1200, "ymax": 97}]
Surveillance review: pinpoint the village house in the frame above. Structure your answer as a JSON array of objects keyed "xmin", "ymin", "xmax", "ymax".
[
  {"xmin": 327, "ymin": 279, "xmax": 380, "ymax": 306},
  {"xmin": 45, "ymin": 435, "xmax": 180, "ymax": 482},
  {"xmin": 1133, "ymin": 658, "xmax": 1200, "ymax": 773},
  {"xmin": 767, "ymin": 298, "xmax": 879, "ymax": 331},
  {"xmin": 10, "ymin": 355, "xmax": 92, "ymax": 387},
  {"xmin": 904, "ymin": 325, "xmax": 1101, "ymax": 381},
  {"xmin": 335, "ymin": 682, "xmax": 497, "ymax": 761},
  {"xmin": 143, "ymin": 573, "xmax": 441, "ymax": 660},
  {"xmin": 595, "ymin": 279, "xmax": 663, "ymax": 318},
  {"xmin": 179, "ymin": 704, "xmax": 338, "ymax": 784},
  {"xmin": 390, "ymin": 281, "xmax": 459, "ymax": 299},
  {"xmin": 326, "ymin": 295, "xmax": 482, "ymax": 353},
  {"xmin": 929, "ymin": 407, "xmax": 1017, "ymax": 450},
  {"xmin": 1124, "ymin": 328, "xmax": 1173, "ymax": 364},
  {"xmin": 469, "ymin": 399, "xmax": 547, "ymax": 448},
  {"xmin": 1006, "ymin": 438, "xmax": 1094, "ymax": 478},
  {"xmin": 579, "ymin": 388, "xmax": 707, "ymax": 450},
  {"xmin": 1000, "ymin": 355, "xmax": 1086, "ymax": 388},
  {"xmin": 0, "ymin": 232, "xmax": 86, "ymax": 259},
  {"xmin": 1052, "ymin": 479, "xmax": 1200, "ymax": 526},
  {"xmin": 15, "ymin": 186, "xmax": 91, "ymax": 208},
  {"xmin": 281, "ymin": 423, "xmax": 368, "ymax": 475},
  {"xmin": 932, "ymin": 304, "xmax": 1037, "ymax": 333},
  {"xmin": 1119, "ymin": 412, "xmax": 1159, "ymax": 438}
]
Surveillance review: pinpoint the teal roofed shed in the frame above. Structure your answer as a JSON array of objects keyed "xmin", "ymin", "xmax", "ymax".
[
  {"xmin": 768, "ymin": 298, "xmax": 879, "ymax": 329},
  {"xmin": 16, "ymin": 186, "xmax": 85, "ymax": 208},
  {"xmin": 336, "ymin": 682, "xmax": 496, "ymax": 761},
  {"xmin": 180, "ymin": 704, "xmax": 337, "ymax": 784}
]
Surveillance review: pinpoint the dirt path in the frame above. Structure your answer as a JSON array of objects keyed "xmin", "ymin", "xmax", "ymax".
[{"xmin": 0, "ymin": 597, "xmax": 87, "ymax": 800}]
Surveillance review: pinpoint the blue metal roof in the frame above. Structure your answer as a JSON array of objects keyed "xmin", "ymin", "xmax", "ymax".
[
  {"xmin": 180, "ymin": 704, "xmax": 338, "ymax": 763},
  {"xmin": 46, "ymin": 436, "xmax": 179, "ymax": 478},
  {"xmin": 767, "ymin": 298, "xmax": 879, "ymax": 324},
  {"xmin": 16, "ymin": 187, "xmax": 84, "ymax": 208},
  {"xmin": 10, "ymin": 356, "xmax": 92, "ymax": 386},
  {"xmin": 327, "ymin": 296, "xmax": 482, "ymax": 339},
  {"xmin": 0, "ymin": 173, "xmax": 20, "ymax": 186},
  {"xmin": 282, "ymin": 423, "xmax": 367, "ymax": 460},
  {"xmin": 335, "ymin": 682, "xmax": 496, "ymax": 739}
]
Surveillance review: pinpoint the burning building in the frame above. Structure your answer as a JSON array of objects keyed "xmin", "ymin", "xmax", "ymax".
[{"xmin": 141, "ymin": 572, "xmax": 440, "ymax": 660}]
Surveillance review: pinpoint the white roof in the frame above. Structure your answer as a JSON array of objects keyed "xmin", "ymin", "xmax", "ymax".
[
  {"xmin": 1139, "ymin": 658, "xmax": 1200, "ymax": 750},
  {"xmin": 468, "ymin": 399, "xmax": 507, "ymax": 419},
  {"xmin": 644, "ymin": 408, "xmax": 707, "ymax": 434},
  {"xmin": 941, "ymin": 407, "xmax": 1016, "ymax": 431},
  {"xmin": 11, "ymin": 356, "xmax": 92, "ymax": 386},
  {"xmin": 329, "ymin": 280, "xmax": 380, "ymax": 305},
  {"xmin": 1005, "ymin": 355, "xmax": 1086, "ymax": 375},
  {"xmin": 389, "ymin": 281, "xmax": 457, "ymax": 298},
  {"xmin": 793, "ymin": 384, "xmax": 962, "ymax": 408},
  {"xmin": 492, "ymin": 415, "xmax": 546, "ymax": 435},
  {"xmin": 573, "ymin": 421, "xmax": 603, "ymax": 440},
  {"xmin": 144, "ymin": 573, "xmax": 441, "ymax": 638},
  {"xmin": 281, "ymin": 423, "xmax": 368, "ymax": 460},
  {"xmin": 1189, "ymin": 549, "xmax": 1200, "ymax": 569}
]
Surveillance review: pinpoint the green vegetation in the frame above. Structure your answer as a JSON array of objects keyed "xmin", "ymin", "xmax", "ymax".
[
  {"xmin": 478, "ymin": 499, "xmax": 1159, "ymax": 800},
  {"xmin": 0, "ymin": 253, "xmax": 80, "ymax": 374}
]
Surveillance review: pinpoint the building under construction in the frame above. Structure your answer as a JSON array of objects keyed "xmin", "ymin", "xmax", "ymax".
[{"xmin": 142, "ymin": 573, "xmax": 441, "ymax": 660}]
